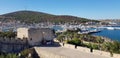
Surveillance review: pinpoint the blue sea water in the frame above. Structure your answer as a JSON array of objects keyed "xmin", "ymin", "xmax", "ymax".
[
  {"xmin": 52, "ymin": 25, "xmax": 63, "ymax": 31},
  {"xmin": 92, "ymin": 29, "xmax": 120, "ymax": 41},
  {"xmin": 53, "ymin": 26, "xmax": 120, "ymax": 41}
]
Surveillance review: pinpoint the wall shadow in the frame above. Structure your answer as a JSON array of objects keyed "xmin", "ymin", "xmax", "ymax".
[{"xmin": 37, "ymin": 42, "xmax": 61, "ymax": 47}]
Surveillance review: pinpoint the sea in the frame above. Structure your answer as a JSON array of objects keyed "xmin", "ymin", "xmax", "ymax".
[
  {"xmin": 92, "ymin": 28, "xmax": 120, "ymax": 41},
  {"xmin": 53, "ymin": 25, "xmax": 120, "ymax": 41}
]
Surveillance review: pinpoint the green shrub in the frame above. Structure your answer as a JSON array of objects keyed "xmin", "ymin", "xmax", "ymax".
[
  {"xmin": 0, "ymin": 53, "xmax": 19, "ymax": 58},
  {"xmin": 67, "ymin": 38, "xmax": 82, "ymax": 46}
]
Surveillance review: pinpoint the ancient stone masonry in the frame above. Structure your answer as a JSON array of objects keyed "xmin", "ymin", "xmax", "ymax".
[
  {"xmin": 17, "ymin": 28, "xmax": 55, "ymax": 46},
  {"xmin": 0, "ymin": 37, "xmax": 29, "ymax": 53},
  {"xmin": 0, "ymin": 27, "xmax": 55, "ymax": 53}
]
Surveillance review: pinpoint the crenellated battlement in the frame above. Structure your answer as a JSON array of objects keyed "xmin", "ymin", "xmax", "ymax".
[
  {"xmin": 0, "ymin": 37, "xmax": 29, "ymax": 53},
  {"xmin": 0, "ymin": 37, "xmax": 28, "ymax": 44}
]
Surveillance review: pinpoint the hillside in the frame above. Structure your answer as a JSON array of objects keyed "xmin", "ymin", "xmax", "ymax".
[{"xmin": 0, "ymin": 10, "xmax": 98, "ymax": 23}]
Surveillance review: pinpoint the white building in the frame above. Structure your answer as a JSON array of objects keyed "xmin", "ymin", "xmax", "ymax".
[{"xmin": 17, "ymin": 28, "xmax": 55, "ymax": 46}]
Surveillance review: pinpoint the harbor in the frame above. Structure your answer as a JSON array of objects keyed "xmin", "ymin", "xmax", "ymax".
[{"xmin": 52, "ymin": 24, "xmax": 120, "ymax": 41}]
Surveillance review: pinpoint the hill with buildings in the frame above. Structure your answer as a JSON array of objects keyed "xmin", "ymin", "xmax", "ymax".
[{"xmin": 0, "ymin": 10, "xmax": 98, "ymax": 23}]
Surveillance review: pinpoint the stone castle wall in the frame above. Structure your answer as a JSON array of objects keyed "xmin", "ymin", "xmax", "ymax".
[
  {"xmin": 17, "ymin": 28, "xmax": 55, "ymax": 46},
  {"xmin": 0, "ymin": 37, "xmax": 29, "ymax": 53},
  {"xmin": 17, "ymin": 28, "xmax": 29, "ymax": 39},
  {"xmin": 28, "ymin": 28, "xmax": 54, "ymax": 46},
  {"xmin": 59, "ymin": 43, "xmax": 120, "ymax": 58}
]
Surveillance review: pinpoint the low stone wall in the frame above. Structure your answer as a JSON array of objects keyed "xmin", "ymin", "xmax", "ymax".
[
  {"xmin": 93, "ymin": 50, "xmax": 110, "ymax": 57},
  {"xmin": 0, "ymin": 37, "xmax": 29, "ymax": 53},
  {"xmin": 60, "ymin": 43, "xmax": 120, "ymax": 58},
  {"xmin": 34, "ymin": 47, "xmax": 67, "ymax": 58}
]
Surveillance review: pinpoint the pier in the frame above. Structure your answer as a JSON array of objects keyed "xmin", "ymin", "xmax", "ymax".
[
  {"xmin": 98, "ymin": 27, "xmax": 120, "ymax": 30},
  {"xmin": 78, "ymin": 29, "xmax": 101, "ymax": 34}
]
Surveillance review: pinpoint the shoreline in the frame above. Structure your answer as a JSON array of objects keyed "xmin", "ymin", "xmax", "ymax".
[{"xmin": 90, "ymin": 28, "xmax": 120, "ymax": 42}]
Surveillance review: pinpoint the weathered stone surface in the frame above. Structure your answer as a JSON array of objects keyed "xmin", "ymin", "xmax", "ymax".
[
  {"xmin": 17, "ymin": 28, "xmax": 55, "ymax": 46},
  {"xmin": 34, "ymin": 46, "xmax": 112, "ymax": 58}
]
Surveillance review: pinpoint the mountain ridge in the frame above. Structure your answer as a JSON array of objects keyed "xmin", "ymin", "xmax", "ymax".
[{"xmin": 0, "ymin": 10, "xmax": 98, "ymax": 23}]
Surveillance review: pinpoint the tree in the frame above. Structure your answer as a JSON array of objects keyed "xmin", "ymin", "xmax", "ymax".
[
  {"xmin": 112, "ymin": 41, "xmax": 120, "ymax": 53},
  {"xmin": 57, "ymin": 34, "xmax": 65, "ymax": 42},
  {"xmin": 67, "ymin": 38, "xmax": 82, "ymax": 46},
  {"xmin": 102, "ymin": 42, "xmax": 114, "ymax": 57},
  {"xmin": 0, "ymin": 53, "xmax": 19, "ymax": 58},
  {"xmin": 0, "ymin": 31, "xmax": 16, "ymax": 38}
]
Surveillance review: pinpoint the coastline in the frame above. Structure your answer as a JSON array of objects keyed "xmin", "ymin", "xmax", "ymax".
[{"xmin": 91, "ymin": 28, "xmax": 120, "ymax": 41}]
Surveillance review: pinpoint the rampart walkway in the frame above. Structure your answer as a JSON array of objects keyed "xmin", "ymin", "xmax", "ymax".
[{"xmin": 34, "ymin": 46, "xmax": 112, "ymax": 58}]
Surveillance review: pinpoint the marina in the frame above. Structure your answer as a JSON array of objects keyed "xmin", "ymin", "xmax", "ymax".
[
  {"xmin": 53, "ymin": 25, "xmax": 120, "ymax": 41},
  {"xmin": 0, "ymin": 22, "xmax": 120, "ymax": 41},
  {"xmin": 0, "ymin": 0, "xmax": 120, "ymax": 58},
  {"xmin": 92, "ymin": 28, "xmax": 120, "ymax": 41},
  {"xmin": 98, "ymin": 26, "xmax": 120, "ymax": 30}
]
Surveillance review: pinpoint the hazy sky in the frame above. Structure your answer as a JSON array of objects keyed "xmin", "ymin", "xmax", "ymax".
[{"xmin": 0, "ymin": 0, "xmax": 120, "ymax": 19}]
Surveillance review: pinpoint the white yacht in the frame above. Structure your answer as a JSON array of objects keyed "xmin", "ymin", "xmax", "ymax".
[{"xmin": 107, "ymin": 27, "xmax": 115, "ymax": 30}]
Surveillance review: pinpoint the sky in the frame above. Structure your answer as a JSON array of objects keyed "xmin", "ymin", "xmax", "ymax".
[{"xmin": 0, "ymin": 0, "xmax": 120, "ymax": 19}]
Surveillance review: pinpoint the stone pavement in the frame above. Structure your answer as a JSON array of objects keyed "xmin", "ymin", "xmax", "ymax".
[{"xmin": 34, "ymin": 46, "xmax": 112, "ymax": 58}]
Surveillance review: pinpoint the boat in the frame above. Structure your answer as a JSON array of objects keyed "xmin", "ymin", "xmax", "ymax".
[{"xmin": 107, "ymin": 27, "xmax": 115, "ymax": 30}]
